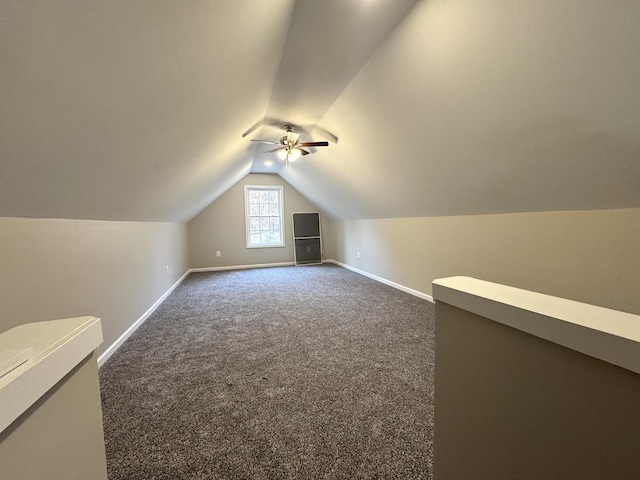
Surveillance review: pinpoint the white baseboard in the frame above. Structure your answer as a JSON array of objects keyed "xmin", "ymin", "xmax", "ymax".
[
  {"xmin": 326, "ymin": 259, "xmax": 434, "ymax": 303},
  {"xmin": 190, "ymin": 262, "xmax": 295, "ymax": 272},
  {"xmin": 97, "ymin": 269, "xmax": 190, "ymax": 368}
]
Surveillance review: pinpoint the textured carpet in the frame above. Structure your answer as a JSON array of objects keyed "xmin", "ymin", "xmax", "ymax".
[{"xmin": 100, "ymin": 264, "xmax": 435, "ymax": 479}]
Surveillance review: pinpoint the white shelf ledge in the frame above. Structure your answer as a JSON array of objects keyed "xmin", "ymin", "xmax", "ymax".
[
  {"xmin": 0, "ymin": 316, "xmax": 103, "ymax": 434},
  {"xmin": 433, "ymin": 277, "xmax": 640, "ymax": 374}
]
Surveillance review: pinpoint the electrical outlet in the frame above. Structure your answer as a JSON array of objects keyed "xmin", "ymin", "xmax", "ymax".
[
  {"xmin": 216, "ymin": 251, "xmax": 221, "ymax": 257},
  {"xmin": 165, "ymin": 266, "xmax": 169, "ymax": 275},
  {"xmin": 357, "ymin": 251, "xmax": 360, "ymax": 259}
]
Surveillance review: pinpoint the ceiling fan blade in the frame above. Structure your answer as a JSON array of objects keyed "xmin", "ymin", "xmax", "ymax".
[
  {"xmin": 264, "ymin": 147, "xmax": 285, "ymax": 153},
  {"xmin": 251, "ymin": 140, "xmax": 280, "ymax": 145},
  {"xmin": 298, "ymin": 141, "xmax": 329, "ymax": 147}
]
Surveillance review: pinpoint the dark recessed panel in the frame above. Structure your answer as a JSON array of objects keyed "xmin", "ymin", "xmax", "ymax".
[
  {"xmin": 293, "ymin": 213, "xmax": 320, "ymax": 238},
  {"xmin": 294, "ymin": 238, "xmax": 322, "ymax": 264}
]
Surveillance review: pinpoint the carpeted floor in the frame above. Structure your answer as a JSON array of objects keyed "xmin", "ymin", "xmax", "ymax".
[{"xmin": 99, "ymin": 264, "xmax": 435, "ymax": 479}]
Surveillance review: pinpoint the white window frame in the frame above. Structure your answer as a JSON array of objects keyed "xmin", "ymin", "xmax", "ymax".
[{"xmin": 244, "ymin": 185, "xmax": 285, "ymax": 248}]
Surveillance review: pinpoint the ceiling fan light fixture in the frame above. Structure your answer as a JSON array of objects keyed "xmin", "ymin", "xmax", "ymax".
[
  {"xmin": 288, "ymin": 148, "xmax": 302, "ymax": 162},
  {"xmin": 276, "ymin": 147, "xmax": 302, "ymax": 162}
]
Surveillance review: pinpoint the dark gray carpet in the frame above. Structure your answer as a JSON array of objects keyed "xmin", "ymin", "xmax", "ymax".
[{"xmin": 100, "ymin": 264, "xmax": 435, "ymax": 479}]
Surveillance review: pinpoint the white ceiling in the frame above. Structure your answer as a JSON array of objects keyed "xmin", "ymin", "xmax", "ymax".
[{"xmin": 1, "ymin": 0, "xmax": 639, "ymax": 222}]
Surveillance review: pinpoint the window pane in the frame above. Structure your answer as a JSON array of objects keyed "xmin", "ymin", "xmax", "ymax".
[
  {"xmin": 246, "ymin": 186, "xmax": 283, "ymax": 247},
  {"xmin": 270, "ymin": 218, "xmax": 281, "ymax": 242}
]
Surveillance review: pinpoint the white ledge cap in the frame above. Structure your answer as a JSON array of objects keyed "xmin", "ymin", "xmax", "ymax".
[
  {"xmin": 0, "ymin": 316, "xmax": 103, "ymax": 434},
  {"xmin": 433, "ymin": 277, "xmax": 640, "ymax": 375}
]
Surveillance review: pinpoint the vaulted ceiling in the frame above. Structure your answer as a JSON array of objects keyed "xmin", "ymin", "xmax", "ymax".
[{"xmin": 2, "ymin": 0, "xmax": 639, "ymax": 222}]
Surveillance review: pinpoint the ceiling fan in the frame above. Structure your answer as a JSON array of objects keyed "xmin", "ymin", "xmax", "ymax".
[{"xmin": 251, "ymin": 124, "xmax": 329, "ymax": 163}]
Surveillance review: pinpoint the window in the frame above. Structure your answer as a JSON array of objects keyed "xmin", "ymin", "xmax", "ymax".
[{"xmin": 244, "ymin": 185, "xmax": 285, "ymax": 248}]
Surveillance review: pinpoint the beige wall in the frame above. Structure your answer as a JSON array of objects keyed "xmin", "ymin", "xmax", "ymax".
[
  {"xmin": 434, "ymin": 302, "xmax": 640, "ymax": 479},
  {"xmin": 0, "ymin": 353, "xmax": 107, "ymax": 480},
  {"xmin": 0, "ymin": 217, "xmax": 189, "ymax": 358},
  {"xmin": 332, "ymin": 208, "xmax": 640, "ymax": 315},
  {"xmin": 188, "ymin": 173, "xmax": 333, "ymax": 268}
]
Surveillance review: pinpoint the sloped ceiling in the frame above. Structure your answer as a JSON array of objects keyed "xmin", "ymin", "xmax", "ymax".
[
  {"xmin": 2, "ymin": 0, "xmax": 640, "ymax": 222},
  {"xmin": 0, "ymin": 0, "xmax": 294, "ymax": 222},
  {"xmin": 282, "ymin": 0, "xmax": 640, "ymax": 219}
]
